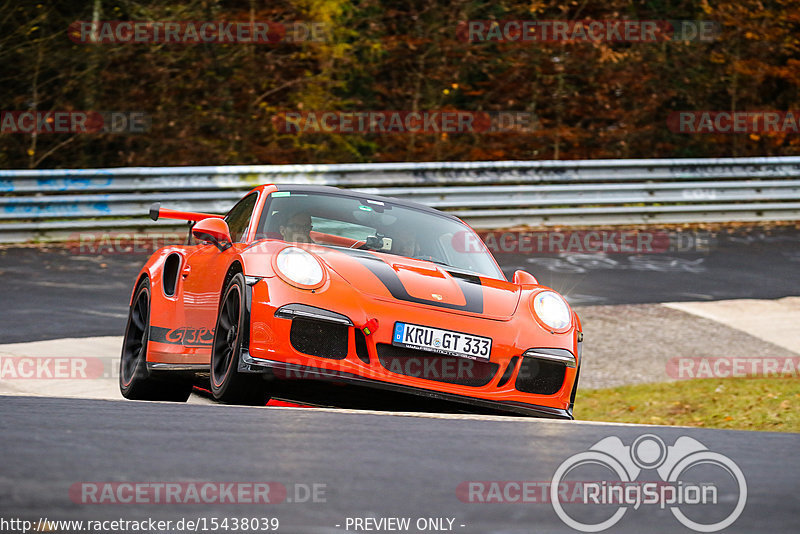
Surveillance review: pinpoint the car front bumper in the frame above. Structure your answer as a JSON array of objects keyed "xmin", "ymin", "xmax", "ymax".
[{"xmin": 239, "ymin": 276, "xmax": 580, "ymax": 419}]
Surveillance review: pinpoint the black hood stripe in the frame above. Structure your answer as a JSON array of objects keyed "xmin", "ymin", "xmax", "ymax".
[{"xmin": 341, "ymin": 250, "xmax": 484, "ymax": 313}]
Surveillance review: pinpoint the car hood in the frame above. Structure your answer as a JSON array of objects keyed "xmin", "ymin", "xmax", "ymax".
[{"xmin": 313, "ymin": 247, "xmax": 521, "ymax": 320}]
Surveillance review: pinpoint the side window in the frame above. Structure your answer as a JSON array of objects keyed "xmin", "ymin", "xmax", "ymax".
[{"xmin": 225, "ymin": 193, "xmax": 258, "ymax": 243}]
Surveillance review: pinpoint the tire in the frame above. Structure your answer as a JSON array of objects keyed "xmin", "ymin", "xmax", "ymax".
[
  {"xmin": 210, "ymin": 273, "xmax": 270, "ymax": 405},
  {"xmin": 119, "ymin": 278, "xmax": 193, "ymax": 402}
]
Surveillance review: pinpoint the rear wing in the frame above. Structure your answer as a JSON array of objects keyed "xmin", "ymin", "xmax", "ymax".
[{"xmin": 149, "ymin": 202, "xmax": 223, "ymax": 222}]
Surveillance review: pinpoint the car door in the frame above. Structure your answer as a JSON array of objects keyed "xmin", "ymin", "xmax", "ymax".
[{"xmin": 181, "ymin": 192, "xmax": 259, "ymax": 351}]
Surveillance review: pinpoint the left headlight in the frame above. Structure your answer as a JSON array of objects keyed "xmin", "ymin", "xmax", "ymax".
[
  {"xmin": 532, "ymin": 290, "xmax": 572, "ymax": 331},
  {"xmin": 275, "ymin": 247, "xmax": 324, "ymax": 288}
]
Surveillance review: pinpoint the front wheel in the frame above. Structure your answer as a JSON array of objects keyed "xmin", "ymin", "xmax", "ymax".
[
  {"xmin": 119, "ymin": 278, "xmax": 193, "ymax": 402},
  {"xmin": 210, "ymin": 273, "xmax": 270, "ymax": 405}
]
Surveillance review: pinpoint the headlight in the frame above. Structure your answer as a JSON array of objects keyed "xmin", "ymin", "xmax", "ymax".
[
  {"xmin": 275, "ymin": 247, "xmax": 324, "ymax": 287},
  {"xmin": 532, "ymin": 291, "xmax": 572, "ymax": 331}
]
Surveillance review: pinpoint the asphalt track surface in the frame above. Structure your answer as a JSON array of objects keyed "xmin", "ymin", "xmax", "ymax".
[
  {"xmin": 1, "ymin": 226, "xmax": 799, "ymax": 343},
  {"xmin": 1, "ymin": 227, "xmax": 798, "ymax": 534},
  {"xmin": 2, "ymin": 396, "xmax": 798, "ymax": 534}
]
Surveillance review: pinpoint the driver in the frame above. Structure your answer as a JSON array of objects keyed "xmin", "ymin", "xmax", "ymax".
[
  {"xmin": 280, "ymin": 212, "xmax": 313, "ymax": 243},
  {"xmin": 393, "ymin": 227, "xmax": 418, "ymax": 257}
]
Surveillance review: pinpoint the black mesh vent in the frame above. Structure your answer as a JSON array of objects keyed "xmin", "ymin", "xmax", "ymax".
[
  {"xmin": 376, "ymin": 344, "xmax": 498, "ymax": 387},
  {"xmin": 515, "ymin": 357, "xmax": 566, "ymax": 395},
  {"xmin": 289, "ymin": 319, "xmax": 348, "ymax": 360},
  {"xmin": 163, "ymin": 253, "xmax": 181, "ymax": 297},
  {"xmin": 354, "ymin": 328, "xmax": 370, "ymax": 364},
  {"xmin": 496, "ymin": 356, "xmax": 519, "ymax": 388}
]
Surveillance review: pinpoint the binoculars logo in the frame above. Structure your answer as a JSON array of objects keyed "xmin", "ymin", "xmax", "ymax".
[{"xmin": 551, "ymin": 434, "xmax": 747, "ymax": 532}]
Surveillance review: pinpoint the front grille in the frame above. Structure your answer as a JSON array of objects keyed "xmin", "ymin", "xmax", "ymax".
[
  {"xmin": 376, "ymin": 343, "xmax": 498, "ymax": 387},
  {"xmin": 289, "ymin": 319, "xmax": 348, "ymax": 360},
  {"xmin": 515, "ymin": 356, "xmax": 566, "ymax": 395}
]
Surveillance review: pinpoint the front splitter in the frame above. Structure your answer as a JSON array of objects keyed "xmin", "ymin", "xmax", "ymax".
[{"xmin": 240, "ymin": 352, "xmax": 573, "ymax": 420}]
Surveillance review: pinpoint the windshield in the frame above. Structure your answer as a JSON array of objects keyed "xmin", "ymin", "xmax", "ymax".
[{"xmin": 256, "ymin": 190, "xmax": 504, "ymax": 280}]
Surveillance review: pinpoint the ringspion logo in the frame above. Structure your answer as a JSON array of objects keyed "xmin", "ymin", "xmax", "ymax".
[{"xmin": 551, "ymin": 434, "xmax": 746, "ymax": 532}]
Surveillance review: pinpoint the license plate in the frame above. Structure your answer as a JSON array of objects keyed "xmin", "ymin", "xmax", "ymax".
[{"xmin": 392, "ymin": 322, "xmax": 492, "ymax": 361}]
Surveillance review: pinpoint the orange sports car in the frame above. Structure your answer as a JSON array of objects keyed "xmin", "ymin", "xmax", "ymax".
[{"xmin": 119, "ymin": 185, "xmax": 582, "ymax": 418}]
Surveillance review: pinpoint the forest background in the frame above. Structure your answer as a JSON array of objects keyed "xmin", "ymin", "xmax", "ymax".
[{"xmin": 1, "ymin": 0, "xmax": 798, "ymax": 169}]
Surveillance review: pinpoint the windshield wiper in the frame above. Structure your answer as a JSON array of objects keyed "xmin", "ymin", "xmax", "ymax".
[
  {"xmin": 411, "ymin": 256, "xmax": 481, "ymax": 277},
  {"xmin": 412, "ymin": 257, "xmax": 449, "ymax": 266}
]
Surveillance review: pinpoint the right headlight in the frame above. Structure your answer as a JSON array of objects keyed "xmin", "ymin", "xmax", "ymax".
[
  {"xmin": 531, "ymin": 290, "xmax": 572, "ymax": 331},
  {"xmin": 275, "ymin": 246, "xmax": 325, "ymax": 288}
]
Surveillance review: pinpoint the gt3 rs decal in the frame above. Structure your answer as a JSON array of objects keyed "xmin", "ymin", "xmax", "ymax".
[
  {"xmin": 348, "ymin": 252, "xmax": 484, "ymax": 313},
  {"xmin": 149, "ymin": 326, "xmax": 214, "ymax": 347}
]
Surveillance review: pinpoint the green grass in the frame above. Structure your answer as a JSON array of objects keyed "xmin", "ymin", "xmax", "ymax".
[{"xmin": 576, "ymin": 378, "xmax": 800, "ymax": 433}]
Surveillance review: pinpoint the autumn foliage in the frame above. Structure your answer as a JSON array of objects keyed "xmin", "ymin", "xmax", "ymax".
[{"xmin": 1, "ymin": 0, "xmax": 798, "ymax": 168}]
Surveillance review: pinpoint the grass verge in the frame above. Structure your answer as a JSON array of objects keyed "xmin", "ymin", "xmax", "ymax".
[{"xmin": 576, "ymin": 378, "xmax": 800, "ymax": 432}]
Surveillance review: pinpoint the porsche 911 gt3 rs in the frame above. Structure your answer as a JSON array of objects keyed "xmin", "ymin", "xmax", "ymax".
[{"xmin": 119, "ymin": 185, "xmax": 582, "ymax": 418}]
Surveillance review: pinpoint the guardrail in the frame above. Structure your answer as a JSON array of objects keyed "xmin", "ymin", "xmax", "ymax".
[{"xmin": 1, "ymin": 156, "xmax": 799, "ymax": 242}]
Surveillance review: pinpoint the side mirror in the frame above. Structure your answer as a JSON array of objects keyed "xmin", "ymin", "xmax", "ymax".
[
  {"xmin": 192, "ymin": 218, "xmax": 232, "ymax": 251},
  {"xmin": 513, "ymin": 269, "xmax": 538, "ymax": 286}
]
